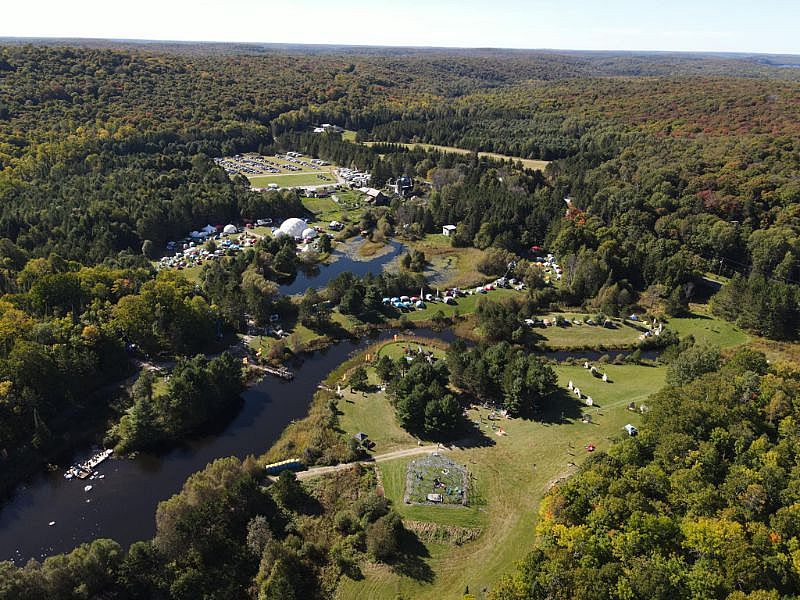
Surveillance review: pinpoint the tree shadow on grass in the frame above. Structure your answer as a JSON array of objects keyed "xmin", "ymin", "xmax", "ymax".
[
  {"xmin": 533, "ymin": 388, "xmax": 586, "ymax": 425},
  {"xmin": 390, "ymin": 528, "xmax": 435, "ymax": 582},
  {"xmin": 451, "ymin": 416, "xmax": 497, "ymax": 450}
]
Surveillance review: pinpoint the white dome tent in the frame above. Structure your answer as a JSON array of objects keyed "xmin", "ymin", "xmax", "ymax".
[
  {"xmin": 278, "ymin": 218, "xmax": 307, "ymax": 239},
  {"xmin": 301, "ymin": 227, "xmax": 318, "ymax": 240},
  {"xmin": 223, "ymin": 224, "xmax": 238, "ymax": 234}
]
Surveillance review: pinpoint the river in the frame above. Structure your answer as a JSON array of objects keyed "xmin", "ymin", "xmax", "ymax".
[{"xmin": 0, "ymin": 327, "xmax": 456, "ymax": 565}]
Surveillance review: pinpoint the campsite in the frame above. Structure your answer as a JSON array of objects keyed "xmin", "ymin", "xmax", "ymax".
[{"xmin": 2, "ymin": 33, "xmax": 799, "ymax": 600}]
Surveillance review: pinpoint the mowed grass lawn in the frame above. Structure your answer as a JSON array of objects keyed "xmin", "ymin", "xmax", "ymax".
[
  {"xmin": 248, "ymin": 172, "xmax": 336, "ymax": 188},
  {"xmin": 336, "ymin": 361, "xmax": 666, "ymax": 599},
  {"xmin": 301, "ymin": 191, "xmax": 367, "ymax": 226},
  {"xmin": 404, "ymin": 288, "xmax": 521, "ymax": 322},
  {"xmin": 301, "ymin": 197, "xmax": 339, "ymax": 214}
]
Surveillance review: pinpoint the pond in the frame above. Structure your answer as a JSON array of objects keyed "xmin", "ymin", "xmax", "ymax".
[{"xmin": 278, "ymin": 239, "xmax": 404, "ymax": 295}]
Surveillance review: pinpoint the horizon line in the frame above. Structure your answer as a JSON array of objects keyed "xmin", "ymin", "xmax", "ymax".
[{"xmin": 1, "ymin": 35, "xmax": 798, "ymax": 58}]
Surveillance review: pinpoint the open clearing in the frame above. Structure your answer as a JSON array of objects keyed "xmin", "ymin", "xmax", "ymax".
[
  {"xmin": 301, "ymin": 190, "xmax": 367, "ymax": 226},
  {"xmin": 531, "ymin": 313, "xmax": 645, "ymax": 348},
  {"xmin": 338, "ymin": 341, "xmax": 446, "ymax": 454},
  {"xmin": 666, "ymin": 309, "xmax": 749, "ymax": 349},
  {"xmin": 248, "ymin": 171, "xmax": 336, "ymax": 188},
  {"xmin": 335, "ymin": 352, "xmax": 666, "ymax": 599},
  {"xmin": 364, "ymin": 141, "xmax": 550, "ymax": 171}
]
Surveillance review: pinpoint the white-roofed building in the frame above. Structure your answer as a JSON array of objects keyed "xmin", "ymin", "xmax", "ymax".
[{"xmin": 278, "ymin": 218, "xmax": 307, "ymax": 239}]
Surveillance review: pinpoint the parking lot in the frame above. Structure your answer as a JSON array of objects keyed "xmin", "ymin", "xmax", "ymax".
[{"xmin": 214, "ymin": 152, "xmax": 338, "ymax": 187}]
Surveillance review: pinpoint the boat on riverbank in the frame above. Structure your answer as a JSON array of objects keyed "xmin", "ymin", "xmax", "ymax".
[{"xmin": 63, "ymin": 449, "xmax": 113, "ymax": 480}]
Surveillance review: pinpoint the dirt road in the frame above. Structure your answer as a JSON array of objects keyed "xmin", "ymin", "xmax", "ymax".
[{"xmin": 295, "ymin": 444, "xmax": 443, "ymax": 480}]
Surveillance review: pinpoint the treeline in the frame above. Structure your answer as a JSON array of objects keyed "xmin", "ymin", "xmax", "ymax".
[
  {"xmin": 2, "ymin": 148, "xmax": 303, "ymax": 263},
  {"xmin": 385, "ymin": 354, "xmax": 461, "ymax": 438},
  {"xmin": 447, "ymin": 341, "xmax": 557, "ymax": 417},
  {"xmin": 491, "ymin": 347, "xmax": 800, "ymax": 599},
  {"xmin": 712, "ymin": 273, "xmax": 800, "ymax": 340},
  {"xmin": 109, "ymin": 353, "xmax": 243, "ymax": 453}
]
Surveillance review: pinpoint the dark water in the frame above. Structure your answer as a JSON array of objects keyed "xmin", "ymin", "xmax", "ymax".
[
  {"xmin": 0, "ymin": 327, "xmax": 451, "ymax": 565},
  {"xmin": 278, "ymin": 240, "xmax": 404, "ymax": 295}
]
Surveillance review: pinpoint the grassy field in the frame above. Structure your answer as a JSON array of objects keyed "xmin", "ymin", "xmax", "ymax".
[
  {"xmin": 404, "ymin": 288, "xmax": 520, "ymax": 322},
  {"xmin": 300, "ymin": 190, "xmax": 366, "ymax": 227},
  {"xmin": 666, "ymin": 310, "xmax": 749, "ymax": 349},
  {"xmin": 533, "ymin": 313, "xmax": 645, "ymax": 348},
  {"xmin": 338, "ymin": 340, "xmax": 445, "ymax": 454},
  {"xmin": 364, "ymin": 141, "xmax": 550, "ymax": 171},
  {"xmin": 248, "ymin": 172, "xmax": 336, "ymax": 188},
  {"xmin": 336, "ymin": 361, "xmax": 666, "ymax": 599},
  {"xmin": 301, "ymin": 197, "xmax": 339, "ymax": 214},
  {"xmin": 175, "ymin": 263, "xmax": 203, "ymax": 283}
]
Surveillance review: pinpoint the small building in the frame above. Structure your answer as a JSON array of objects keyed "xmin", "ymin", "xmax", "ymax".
[
  {"xmin": 393, "ymin": 174, "xmax": 414, "ymax": 197},
  {"xmin": 442, "ymin": 225, "xmax": 457, "ymax": 236},
  {"xmin": 360, "ymin": 187, "xmax": 388, "ymax": 205}
]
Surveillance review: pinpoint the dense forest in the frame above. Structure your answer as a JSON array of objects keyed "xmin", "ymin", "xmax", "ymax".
[{"xmin": 1, "ymin": 41, "xmax": 800, "ymax": 598}]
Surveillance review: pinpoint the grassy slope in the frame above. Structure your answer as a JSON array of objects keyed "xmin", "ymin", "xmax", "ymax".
[
  {"xmin": 337, "ymin": 361, "xmax": 666, "ymax": 599},
  {"xmin": 666, "ymin": 310, "xmax": 749, "ymax": 349},
  {"xmin": 301, "ymin": 191, "xmax": 366, "ymax": 227}
]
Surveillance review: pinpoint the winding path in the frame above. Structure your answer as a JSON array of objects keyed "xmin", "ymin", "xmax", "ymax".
[{"xmin": 295, "ymin": 444, "xmax": 442, "ymax": 480}]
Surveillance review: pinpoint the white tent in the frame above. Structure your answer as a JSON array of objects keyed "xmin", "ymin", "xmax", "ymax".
[
  {"xmin": 278, "ymin": 218, "xmax": 307, "ymax": 239},
  {"xmin": 223, "ymin": 224, "xmax": 237, "ymax": 234},
  {"xmin": 302, "ymin": 227, "xmax": 317, "ymax": 240}
]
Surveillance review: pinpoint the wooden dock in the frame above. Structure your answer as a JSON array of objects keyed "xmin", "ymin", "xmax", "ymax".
[{"xmin": 255, "ymin": 365, "xmax": 294, "ymax": 380}]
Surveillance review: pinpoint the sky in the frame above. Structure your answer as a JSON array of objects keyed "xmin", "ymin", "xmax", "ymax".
[{"xmin": 2, "ymin": 0, "xmax": 799, "ymax": 55}]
